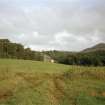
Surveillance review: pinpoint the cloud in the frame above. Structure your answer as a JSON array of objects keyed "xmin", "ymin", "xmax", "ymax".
[
  {"xmin": 0, "ymin": 0, "xmax": 105, "ymax": 51},
  {"xmin": 49, "ymin": 30, "xmax": 105, "ymax": 51}
]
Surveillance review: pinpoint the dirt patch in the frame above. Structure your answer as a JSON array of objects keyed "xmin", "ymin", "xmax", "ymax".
[
  {"xmin": 90, "ymin": 91, "xmax": 105, "ymax": 97},
  {"xmin": 0, "ymin": 90, "xmax": 13, "ymax": 100},
  {"xmin": 101, "ymin": 92, "xmax": 105, "ymax": 96},
  {"xmin": 90, "ymin": 91, "xmax": 98, "ymax": 97}
]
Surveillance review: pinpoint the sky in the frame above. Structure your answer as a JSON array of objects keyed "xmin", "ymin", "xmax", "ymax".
[{"xmin": 0, "ymin": 0, "xmax": 105, "ymax": 51}]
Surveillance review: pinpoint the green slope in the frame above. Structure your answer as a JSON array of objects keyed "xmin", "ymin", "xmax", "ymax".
[
  {"xmin": 0, "ymin": 59, "xmax": 70, "ymax": 74},
  {"xmin": 0, "ymin": 59, "xmax": 105, "ymax": 105},
  {"xmin": 83, "ymin": 43, "xmax": 105, "ymax": 52}
]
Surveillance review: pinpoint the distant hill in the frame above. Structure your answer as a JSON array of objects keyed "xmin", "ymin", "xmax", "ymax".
[{"xmin": 83, "ymin": 43, "xmax": 105, "ymax": 52}]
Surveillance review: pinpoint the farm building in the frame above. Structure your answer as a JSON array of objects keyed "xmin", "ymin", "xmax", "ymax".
[{"xmin": 43, "ymin": 54, "xmax": 55, "ymax": 63}]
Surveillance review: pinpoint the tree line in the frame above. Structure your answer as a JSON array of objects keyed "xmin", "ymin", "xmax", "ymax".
[
  {"xmin": 44, "ymin": 50, "xmax": 105, "ymax": 66},
  {"xmin": 0, "ymin": 39, "xmax": 43, "ymax": 61},
  {"xmin": 0, "ymin": 39, "xmax": 105, "ymax": 66}
]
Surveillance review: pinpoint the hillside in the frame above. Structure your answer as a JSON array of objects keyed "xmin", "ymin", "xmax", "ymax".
[
  {"xmin": 83, "ymin": 43, "xmax": 105, "ymax": 52},
  {"xmin": 0, "ymin": 59, "xmax": 105, "ymax": 105}
]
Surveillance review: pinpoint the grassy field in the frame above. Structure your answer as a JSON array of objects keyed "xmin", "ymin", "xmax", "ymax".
[{"xmin": 0, "ymin": 59, "xmax": 105, "ymax": 105}]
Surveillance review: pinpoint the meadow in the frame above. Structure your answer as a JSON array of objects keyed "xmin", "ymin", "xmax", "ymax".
[{"xmin": 0, "ymin": 59, "xmax": 105, "ymax": 105}]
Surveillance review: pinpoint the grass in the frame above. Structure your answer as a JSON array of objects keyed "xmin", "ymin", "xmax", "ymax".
[
  {"xmin": 0, "ymin": 59, "xmax": 105, "ymax": 105},
  {"xmin": 0, "ymin": 59, "xmax": 70, "ymax": 73}
]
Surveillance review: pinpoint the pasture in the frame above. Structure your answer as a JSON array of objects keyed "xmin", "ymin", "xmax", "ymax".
[{"xmin": 0, "ymin": 59, "xmax": 105, "ymax": 105}]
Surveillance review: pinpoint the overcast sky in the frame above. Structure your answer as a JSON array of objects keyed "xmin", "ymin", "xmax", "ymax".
[{"xmin": 0, "ymin": 0, "xmax": 105, "ymax": 51}]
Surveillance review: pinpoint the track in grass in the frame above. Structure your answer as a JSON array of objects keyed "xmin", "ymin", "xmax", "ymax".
[{"xmin": 0, "ymin": 59, "xmax": 105, "ymax": 105}]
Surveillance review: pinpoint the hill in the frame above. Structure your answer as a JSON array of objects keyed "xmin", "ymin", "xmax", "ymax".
[
  {"xmin": 83, "ymin": 43, "xmax": 105, "ymax": 52},
  {"xmin": 0, "ymin": 59, "xmax": 105, "ymax": 105}
]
